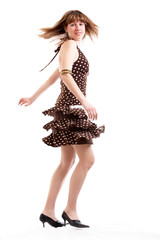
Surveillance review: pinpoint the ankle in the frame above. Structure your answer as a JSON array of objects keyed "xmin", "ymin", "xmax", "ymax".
[
  {"xmin": 65, "ymin": 206, "xmax": 76, "ymax": 213},
  {"xmin": 64, "ymin": 207, "xmax": 79, "ymax": 220},
  {"xmin": 42, "ymin": 209, "xmax": 57, "ymax": 221}
]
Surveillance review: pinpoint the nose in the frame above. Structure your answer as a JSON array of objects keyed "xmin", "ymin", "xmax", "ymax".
[{"xmin": 75, "ymin": 24, "xmax": 80, "ymax": 31}]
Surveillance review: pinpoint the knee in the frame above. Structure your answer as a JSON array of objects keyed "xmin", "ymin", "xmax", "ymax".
[
  {"xmin": 69, "ymin": 158, "xmax": 76, "ymax": 168},
  {"xmin": 80, "ymin": 155, "xmax": 95, "ymax": 171},
  {"xmin": 87, "ymin": 156, "xmax": 95, "ymax": 170},
  {"xmin": 60, "ymin": 155, "xmax": 76, "ymax": 171}
]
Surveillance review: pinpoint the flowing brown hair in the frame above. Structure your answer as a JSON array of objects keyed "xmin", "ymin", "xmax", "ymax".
[{"xmin": 38, "ymin": 10, "xmax": 99, "ymax": 46}]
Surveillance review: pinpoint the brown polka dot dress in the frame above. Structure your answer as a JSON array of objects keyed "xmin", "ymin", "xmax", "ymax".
[{"xmin": 42, "ymin": 45, "xmax": 105, "ymax": 147}]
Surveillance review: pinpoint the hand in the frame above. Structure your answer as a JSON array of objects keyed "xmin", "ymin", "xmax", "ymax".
[
  {"xmin": 82, "ymin": 99, "xmax": 98, "ymax": 120},
  {"xmin": 18, "ymin": 97, "xmax": 33, "ymax": 107}
]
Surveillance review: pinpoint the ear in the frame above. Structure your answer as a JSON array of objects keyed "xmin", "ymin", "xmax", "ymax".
[{"xmin": 64, "ymin": 25, "xmax": 68, "ymax": 33}]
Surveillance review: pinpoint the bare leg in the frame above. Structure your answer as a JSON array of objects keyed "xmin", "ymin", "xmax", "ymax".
[
  {"xmin": 64, "ymin": 144, "xmax": 95, "ymax": 220},
  {"xmin": 42, "ymin": 145, "xmax": 76, "ymax": 220}
]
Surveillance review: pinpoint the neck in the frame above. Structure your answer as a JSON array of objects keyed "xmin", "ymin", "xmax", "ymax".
[
  {"xmin": 65, "ymin": 37, "xmax": 82, "ymax": 47},
  {"xmin": 75, "ymin": 40, "xmax": 81, "ymax": 48}
]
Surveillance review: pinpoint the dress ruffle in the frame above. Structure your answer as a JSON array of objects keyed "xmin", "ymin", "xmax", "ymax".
[
  {"xmin": 42, "ymin": 106, "xmax": 105, "ymax": 147},
  {"xmin": 42, "ymin": 105, "xmax": 88, "ymax": 119}
]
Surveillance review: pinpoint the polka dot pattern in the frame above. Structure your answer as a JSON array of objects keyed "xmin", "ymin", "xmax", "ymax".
[
  {"xmin": 54, "ymin": 47, "xmax": 89, "ymax": 107},
  {"xmin": 43, "ymin": 116, "xmax": 97, "ymax": 131},
  {"xmin": 42, "ymin": 46, "xmax": 105, "ymax": 147}
]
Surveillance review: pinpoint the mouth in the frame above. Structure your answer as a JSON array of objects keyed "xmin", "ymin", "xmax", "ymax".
[{"xmin": 74, "ymin": 32, "xmax": 82, "ymax": 36}]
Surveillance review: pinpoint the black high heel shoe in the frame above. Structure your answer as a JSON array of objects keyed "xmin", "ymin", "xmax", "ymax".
[
  {"xmin": 39, "ymin": 213, "xmax": 64, "ymax": 228},
  {"xmin": 62, "ymin": 211, "xmax": 90, "ymax": 228}
]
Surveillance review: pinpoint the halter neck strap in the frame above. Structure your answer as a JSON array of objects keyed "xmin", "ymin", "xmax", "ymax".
[{"xmin": 39, "ymin": 45, "xmax": 61, "ymax": 72}]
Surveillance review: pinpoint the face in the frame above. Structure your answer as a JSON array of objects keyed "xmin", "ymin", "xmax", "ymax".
[{"xmin": 65, "ymin": 20, "xmax": 85, "ymax": 42}]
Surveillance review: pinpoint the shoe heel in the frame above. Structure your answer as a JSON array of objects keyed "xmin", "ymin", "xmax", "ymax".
[
  {"xmin": 62, "ymin": 213, "xmax": 68, "ymax": 226},
  {"xmin": 62, "ymin": 215, "xmax": 66, "ymax": 226},
  {"xmin": 40, "ymin": 219, "xmax": 45, "ymax": 227},
  {"xmin": 39, "ymin": 214, "xmax": 45, "ymax": 227}
]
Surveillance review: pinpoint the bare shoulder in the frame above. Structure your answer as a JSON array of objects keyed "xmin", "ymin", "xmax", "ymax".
[
  {"xmin": 59, "ymin": 40, "xmax": 77, "ymax": 64},
  {"xmin": 61, "ymin": 40, "xmax": 77, "ymax": 52}
]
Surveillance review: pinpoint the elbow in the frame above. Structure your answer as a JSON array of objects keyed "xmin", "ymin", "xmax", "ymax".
[
  {"xmin": 47, "ymin": 75, "xmax": 59, "ymax": 85},
  {"xmin": 60, "ymin": 74, "xmax": 71, "ymax": 83},
  {"xmin": 46, "ymin": 77, "xmax": 54, "ymax": 86}
]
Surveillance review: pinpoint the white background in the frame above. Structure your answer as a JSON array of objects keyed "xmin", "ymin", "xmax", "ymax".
[{"xmin": 0, "ymin": 0, "xmax": 160, "ymax": 239}]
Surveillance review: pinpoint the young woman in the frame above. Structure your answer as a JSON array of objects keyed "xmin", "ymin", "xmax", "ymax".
[{"xmin": 18, "ymin": 10, "xmax": 105, "ymax": 228}]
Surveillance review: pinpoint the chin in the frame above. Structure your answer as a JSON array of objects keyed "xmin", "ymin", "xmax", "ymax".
[
  {"xmin": 72, "ymin": 38, "xmax": 80, "ymax": 41},
  {"xmin": 75, "ymin": 36, "xmax": 83, "ymax": 41}
]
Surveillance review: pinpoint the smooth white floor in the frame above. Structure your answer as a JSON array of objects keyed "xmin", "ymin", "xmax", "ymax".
[{"xmin": 1, "ymin": 222, "xmax": 160, "ymax": 240}]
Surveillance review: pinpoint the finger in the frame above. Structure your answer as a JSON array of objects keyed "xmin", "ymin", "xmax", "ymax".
[
  {"xmin": 19, "ymin": 99, "xmax": 25, "ymax": 106},
  {"xmin": 21, "ymin": 102, "xmax": 26, "ymax": 106},
  {"xmin": 96, "ymin": 111, "xmax": 98, "ymax": 120},
  {"xmin": 19, "ymin": 102, "xmax": 24, "ymax": 106},
  {"xmin": 93, "ymin": 108, "xmax": 97, "ymax": 120},
  {"xmin": 92, "ymin": 109, "xmax": 95, "ymax": 120},
  {"xmin": 90, "ymin": 109, "xmax": 95, "ymax": 120},
  {"xmin": 88, "ymin": 111, "xmax": 92, "ymax": 119},
  {"xmin": 19, "ymin": 98, "xmax": 25, "ymax": 104},
  {"xmin": 94, "ymin": 110, "xmax": 98, "ymax": 120},
  {"xmin": 18, "ymin": 100, "xmax": 22, "ymax": 105},
  {"xmin": 90, "ymin": 111, "xmax": 94, "ymax": 120},
  {"xmin": 92, "ymin": 109, "xmax": 96, "ymax": 120},
  {"xmin": 91, "ymin": 111, "xmax": 94, "ymax": 120}
]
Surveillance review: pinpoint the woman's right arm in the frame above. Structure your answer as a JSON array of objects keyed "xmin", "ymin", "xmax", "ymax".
[
  {"xmin": 18, "ymin": 67, "xmax": 60, "ymax": 106},
  {"xmin": 59, "ymin": 40, "xmax": 98, "ymax": 120}
]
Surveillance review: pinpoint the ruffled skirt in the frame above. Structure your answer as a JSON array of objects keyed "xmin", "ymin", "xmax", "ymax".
[{"xmin": 42, "ymin": 105, "xmax": 105, "ymax": 147}]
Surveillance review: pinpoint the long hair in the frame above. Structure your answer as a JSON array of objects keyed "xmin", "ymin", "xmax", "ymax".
[{"xmin": 38, "ymin": 10, "xmax": 99, "ymax": 46}]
